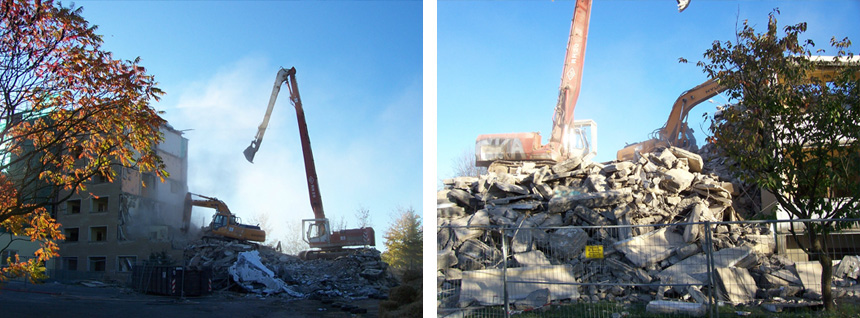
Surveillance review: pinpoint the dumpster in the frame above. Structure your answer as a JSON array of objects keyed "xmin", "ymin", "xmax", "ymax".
[{"xmin": 131, "ymin": 265, "xmax": 212, "ymax": 297}]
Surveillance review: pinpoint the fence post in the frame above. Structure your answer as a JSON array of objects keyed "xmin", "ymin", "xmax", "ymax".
[
  {"xmin": 502, "ymin": 228, "xmax": 510, "ymax": 318},
  {"xmin": 703, "ymin": 221, "xmax": 718, "ymax": 318}
]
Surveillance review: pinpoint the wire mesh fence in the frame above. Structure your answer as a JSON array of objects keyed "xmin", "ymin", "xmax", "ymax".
[{"xmin": 437, "ymin": 218, "xmax": 860, "ymax": 318}]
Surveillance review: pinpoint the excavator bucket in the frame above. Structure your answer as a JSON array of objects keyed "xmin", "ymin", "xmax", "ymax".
[
  {"xmin": 677, "ymin": 0, "xmax": 690, "ymax": 12},
  {"xmin": 243, "ymin": 140, "xmax": 259, "ymax": 163}
]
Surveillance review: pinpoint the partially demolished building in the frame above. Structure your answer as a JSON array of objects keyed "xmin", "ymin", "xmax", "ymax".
[{"xmin": 53, "ymin": 125, "xmax": 189, "ymax": 282}]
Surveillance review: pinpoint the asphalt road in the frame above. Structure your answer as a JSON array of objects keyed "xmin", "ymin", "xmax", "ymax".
[{"xmin": 0, "ymin": 280, "xmax": 380, "ymax": 318}]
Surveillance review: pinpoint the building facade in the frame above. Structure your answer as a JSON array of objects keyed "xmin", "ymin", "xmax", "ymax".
[{"xmin": 53, "ymin": 125, "xmax": 189, "ymax": 282}]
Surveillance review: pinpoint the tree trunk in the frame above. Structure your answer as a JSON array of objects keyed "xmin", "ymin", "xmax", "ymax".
[{"xmin": 811, "ymin": 233, "xmax": 834, "ymax": 311}]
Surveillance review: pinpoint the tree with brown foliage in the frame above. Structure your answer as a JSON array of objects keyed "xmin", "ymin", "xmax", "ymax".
[{"xmin": 0, "ymin": 0, "xmax": 166, "ymax": 281}]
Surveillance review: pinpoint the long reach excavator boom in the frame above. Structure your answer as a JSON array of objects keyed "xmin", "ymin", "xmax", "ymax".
[{"xmin": 244, "ymin": 67, "xmax": 374, "ymax": 260}]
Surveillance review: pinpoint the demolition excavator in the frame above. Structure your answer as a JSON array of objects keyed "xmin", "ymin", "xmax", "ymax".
[
  {"xmin": 244, "ymin": 67, "xmax": 375, "ymax": 260},
  {"xmin": 474, "ymin": 0, "xmax": 688, "ymax": 173},
  {"xmin": 183, "ymin": 192, "xmax": 266, "ymax": 243},
  {"xmin": 615, "ymin": 55, "xmax": 860, "ymax": 161}
]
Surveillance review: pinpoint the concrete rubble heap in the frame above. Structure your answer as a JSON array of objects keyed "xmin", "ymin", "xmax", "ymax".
[
  {"xmin": 437, "ymin": 147, "xmax": 860, "ymax": 313},
  {"xmin": 184, "ymin": 240, "xmax": 398, "ymax": 299}
]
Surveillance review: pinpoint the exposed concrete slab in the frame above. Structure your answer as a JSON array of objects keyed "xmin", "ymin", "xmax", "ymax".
[
  {"xmin": 513, "ymin": 250, "xmax": 551, "ymax": 267},
  {"xmin": 493, "ymin": 182, "xmax": 530, "ymax": 195},
  {"xmin": 548, "ymin": 188, "xmax": 633, "ymax": 212},
  {"xmin": 795, "ymin": 261, "xmax": 823, "ymax": 297},
  {"xmin": 614, "ymin": 227, "xmax": 685, "ymax": 268},
  {"xmin": 715, "ymin": 267, "xmax": 757, "ymax": 304},
  {"xmin": 460, "ymin": 265, "xmax": 580, "ymax": 306},
  {"xmin": 656, "ymin": 246, "xmax": 756, "ymax": 285}
]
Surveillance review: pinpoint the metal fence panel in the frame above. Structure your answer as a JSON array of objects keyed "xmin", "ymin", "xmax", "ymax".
[{"xmin": 438, "ymin": 219, "xmax": 860, "ymax": 318}]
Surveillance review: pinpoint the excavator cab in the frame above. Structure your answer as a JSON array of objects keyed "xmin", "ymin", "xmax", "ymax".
[
  {"xmin": 211, "ymin": 214, "xmax": 228, "ymax": 229},
  {"xmin": 302, "ymin": 218, "xmax": 332, "ymax": 246}
]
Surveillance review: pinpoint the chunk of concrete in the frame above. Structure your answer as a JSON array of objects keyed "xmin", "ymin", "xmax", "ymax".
[
  {"xmin": 541, "ymin": 228, "xmax": 589, "ymax": 261},
  {"xmin": 656, "ymin": 246, "xmax": 755, "ymax": 285},
  {"xmin": 551, "ymin": 157, "xmax": 583, "ymax": 174},
  {"xmin": 645, "ymin": 300, "xmax": 706, "ymax": 317},
  {"xmin": 514, "ymin": 250, "xmax": 552, "ymax": 267},
  {"xmin": 447, "ymin": 188, "xmax": 475, "ymax": 208},
  {"xmin": 585, "ymin": 174, "xmax": 608, "ymax": 192},
  {"xmin": 683, "ymin": 202, "xmax": 706, "ymax": 243},
  {"xmin": 715, "ymin": 267, "xmax": 757, "ymax": 304},
  {"xmin": 460, "ymin": 265, "xmax": 580, "ymax": 306},
  {"xmin": 493, "ymin": 182, "xmax": 530, "ymax": 195},
  {"xmin": 438, "ymin": 249, "xmax": 458, "ymax": 269},
  {"xmin": 574, "ymin": 205, "xmax": 609, "ymax": 226},
  {"xmin": 449, "ymin": 211, "xmax": 490, "ymax": 245},
  {"xmin": 669, "ymin": 147, "xmax": 704, "ymax": 173},
  {"xmin": 614, "ymin": 227, "xmax": 685, "ymax": 268},
  {"xmin": 458, "ymin": 239, "xmax": 497, "ymax": 263},
  {"xmin": 548, "ymin": 188, "xmax": 634, "ymax": 212},
  {"xmin": 513, "ymin": 288, "xmax": 550, "ymax": 311},
  {"xmin": 795, "ymin": 261, "xmax": 823, "ymax": 297},
  {"xmin": 661, "ymin": 168, "xmax": 695, "ymax": 193},
  {"xmin": 602, "ymin": 161, "xmax": 635, "ymax": 176},
  {"xmin": 437, "ymin": 202, "xmax": 466, "ymax": 219},
  {"xmin": 835, "ymin": 255, "xmax": 860, "ymax": 279}
]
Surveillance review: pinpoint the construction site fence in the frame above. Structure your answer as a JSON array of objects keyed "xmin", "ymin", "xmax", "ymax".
[{"xmin": 437, "ymin": 218, "xmax": 860, "ymax": 318}]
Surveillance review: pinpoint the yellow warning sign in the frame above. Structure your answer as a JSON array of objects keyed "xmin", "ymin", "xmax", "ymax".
[{"xmin": 585, "ymin": 245, "xmax": 604, "ymax": 259}]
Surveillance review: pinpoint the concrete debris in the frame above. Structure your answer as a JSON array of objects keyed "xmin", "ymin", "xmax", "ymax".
[
  {"xmin": 459, "ymin": 265, "xmax": 580, "ymax": 306},
  {"xmin": 513, "ymin": 288, "xmax": 550, "ymax": 311},
  {"xmin": 714, "ymin": 267, "xmax": 757, "ymax": 304},
  {"xmin": 438, "ymin": 146, "xmax": 856, "ymax": 310},
  {"xmin": 185, "ymin": 240, "xmax": 397, "ymax": 299},
  {"xmin": 646, "ymin": 300, "xmax": 706, "ymax": 317},
  {"xmin": 835, "ymin": 255, "xmax": 860, "ymax": 279},
  {"xmin": 229, "ymin": 250, "xmax": 302, "ymax": 296}
]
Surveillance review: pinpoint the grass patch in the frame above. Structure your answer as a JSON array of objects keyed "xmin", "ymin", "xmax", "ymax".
[{"xmin": 456, "ymin": 299, "xmax": 860, "ymax": 318}]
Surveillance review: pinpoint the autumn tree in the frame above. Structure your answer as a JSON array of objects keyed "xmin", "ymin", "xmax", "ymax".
[
  {"xmin": 698, "ymin": 10, "xmax": 860, "ymax": 310},
  {"xmin": 381, "ymin": 206, "xmax": 422, "ymax": 275},
  {"xmin": 0, "ymin": 1, "xmax": 166, "ymax": 281}
]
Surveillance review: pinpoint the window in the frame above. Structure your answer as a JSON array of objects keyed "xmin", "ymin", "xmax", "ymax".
[
  {"xmin": 90, "ymin": 226, "xmax": 108, "ymax": 242},
  {"xmin": 1, "ymin": 250, "xmax": 17, "ymax": 267},
  {"xmin": 64, "ymin": 228, "xmax": 79, "ymax": 242},
  {"xmin": 92, "ymin": 173, "xmax": 109, "ymax": 184},
  {"xmin": 62, "ymin": 257, "xmax": 78, "ymax": 271},
  {"xmin": 88, "ymin": 256, "xmax": 106, "ymax": 272},
  {"xmin": 117, "ymin": 256, "xmax": 137, "ymax": 272},
  {"xmin": 66, "ymin": 199, "xmax": 81, "ymax": 214},
  {"xmin": 92, "ymin": 197, "xmax": 109, "ymax": 213}
]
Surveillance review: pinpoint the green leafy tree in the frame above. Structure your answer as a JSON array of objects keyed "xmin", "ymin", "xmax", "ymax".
[
  {"xmin": 381, "ymin": 206, "xmax": 422, "ymax": 274},
  {"xmin": 698, "ymin": 10, "xmax": 860, "ymax": 310},
  {"xmin": 0, "ymin": 1, "xmax": 166, "ymax": 281}
]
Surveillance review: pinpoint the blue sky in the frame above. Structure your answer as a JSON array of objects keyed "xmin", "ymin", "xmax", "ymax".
[
  {"xmin": 75, "ymin": 1, "xmax": 422, "ymax": 250},
  {"xmin": 437, "ymin": 0, "xmax": 860, "ymax": 181}
]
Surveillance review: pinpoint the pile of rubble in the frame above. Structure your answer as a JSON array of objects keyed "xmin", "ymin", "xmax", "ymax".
[
  {"xmin": 184, "ymin": 240, "xmax": 397, "ymax": 299},
  {"xmin": 437, "ymin": 147, "xmax": 860, "ymax": 313}
]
